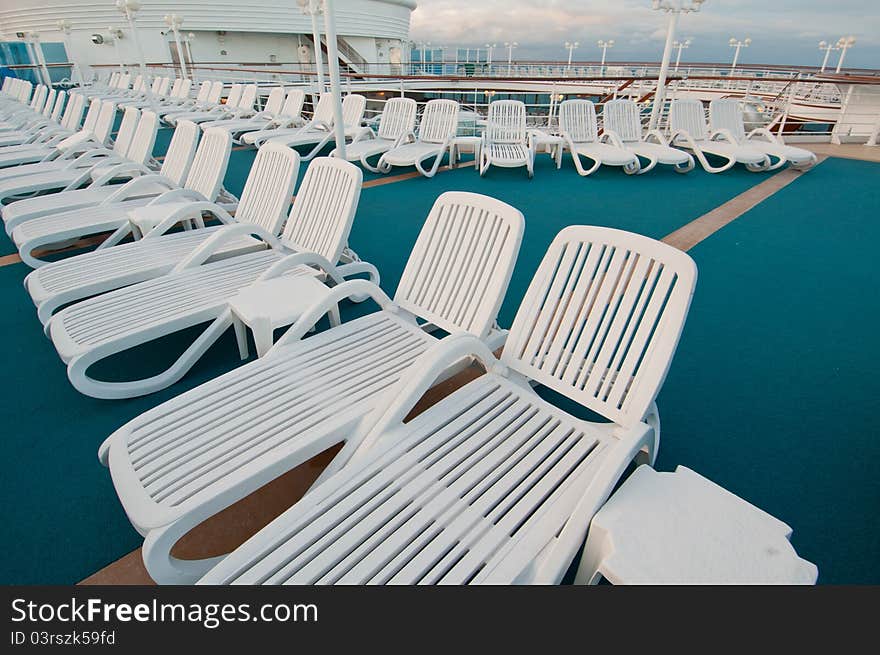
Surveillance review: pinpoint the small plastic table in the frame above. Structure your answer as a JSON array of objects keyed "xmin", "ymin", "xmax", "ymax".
[
  {"xmin": 228, "ymin": 275, "xmax": 339, "ymax": 358},
  {"xmin": 580, "ymin": 465, "xmax": 818, "ymax": 585},
  {"xmin": 528, "ymin": 130, "xmax": 564, "ymax": 169},
  {"xmin": 449, "ymin": 135, "xmax": 482, "ymax": 168}
]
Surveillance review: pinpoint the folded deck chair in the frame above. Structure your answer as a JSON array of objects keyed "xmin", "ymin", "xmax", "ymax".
[
  {"xmin": 48, "ymin": 155, "xmax": 377, "ymax": 400},
  {"xmin": 99, "ymin": 190, "xmax": 524, "ymax": 583},
  {"xmin": 199, "ymin": 225, "xmax": 697, "ymax": 586},
  {"xmin": 26, "ymin": 143, "xmax": 300, "ymax": 323},
  {"xmin": 709, "ymin": 99, "xmax": 818, "ymax": 172},
  {"xmin": 243, "ymin": 91, "xmax": 326, "ymax": 148},
  {"xmin": 335, "ymin": 97, "xmax": 417, "ymax": 172},
  {"xmin": 603, "ymin": 99, "xmax": 694, "ymax": 174},
  {"xmin": 0, "ymin": 105, "xmax": 156, "ymax": 206},
  {"xmin": 480, "ymin": 99, "xmax": 535, "ymax": 177},
  {"xmin": 167, "ymin": 83, "xmax": 257, "ymax": 126},
  {"xmin": 3, "ymin": 118, "xmax": 199, "ymax": 238},
  {"xmin": 669, "ymin": 99, "xmax": 770, "ymax": 173},
  {"xmin": 558, "ymin": 99, "xmax": 640, "ymax": 176},
  {"xmin": 11, "ymin": 123, "xmax": 229, "ymax": 268},
  {"xmin": 264, "ymin": 94, "xmax": 366, "ymax": 161},
  {"xmin": 378, "ymin": 98, "xmax": 459, "ymax": 178}
]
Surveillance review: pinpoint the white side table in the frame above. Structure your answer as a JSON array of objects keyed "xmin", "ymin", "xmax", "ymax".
[
  {"xmin": 449, "ymin": 135, "xmax": 482, "ymax": 169},
  {"xmin": 528, "ymin": 130, "xmax": 564, "ymax": 169},
  {"xmin": 228, "ymin": 275, "xmax": 339, "ymax": 358},
  {"xmin": 580, "ymin": 465, "xmax": 818, "ymax": 585}
]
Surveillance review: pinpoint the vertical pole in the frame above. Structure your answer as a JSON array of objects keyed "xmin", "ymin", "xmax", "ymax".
[
  {"xmin": 172, "ymin": 27, "xmax": 188, "ymax": 79},
  {"xmin": 835, "ymin": 45, "xmax": 848, "ymax": 73},
  {"xmin": 310, "ymin": 10, "xmax": 325, "ymax": 93},
  {"xmin": 731, "ymin": 44, "xmax": 740, "ymax": 72},
  {"xmin": 675, "ymin": 44, "xmax": 682, "ymax": 71},
  {"xmin": 649, "ymin": 10, "xmax": 678, "ymax": 130},
  {"xmin": 122, "ymin": 7, "xmax": 147, "ymax": 76},
  {"xmin": 322, "ymin": 0, "xmax": 346, "ymax": 160}
]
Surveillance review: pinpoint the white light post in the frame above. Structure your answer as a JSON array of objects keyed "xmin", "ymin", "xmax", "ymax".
[
  {"xmin": 485, "ymin": 43, "xmax": 496, "ymax": 72},
  {"xmin": 597, "ymin": 39, "xmax": 614, "ymax": 70},
  {"xmin": 320, "ymin": 0, "xmax": 347, "ymax": 160},
  {"xmin": 108, "ymin": 27, "xmax": 126, "ymax": 73},
  {"xmin": 115, "ymin": 0, "xmax": 146, "ymax": 76},
  {"xmin": 673, "ymin": 38, "xmax": 691, "ymax": 71},
  {"xmin": 56, "ymin": 20, "xmax": 83, "ymax": 85},
  {"xmin": 27, "ymin": 32, "xmax": 52, "ymax": 86},
  {"xmin": 505, "ymin": 41, "xmax": 517, "ymax": 76},
  {"xmin": 299, "ymin": 0, "xmax": 325, "ymax": 93},
  {"xmin": 184, "ymin": 33, "xmax": 196, "ymax": 73},
  {"xmin": 835, "ymin": 36, "xmax": 856, "ymax": 73},
  {"xmin": 564, "ymin": 41, "xmax": 579, "ymax": 71},
  {"xmin": 729, "ymin": 36, "xmax": 751, "ymax": 72},
  {"xmin": 817, "ymin": 41, "xmax": 837, "ymax": 73},
  {"xmin": 648, "ymin": 0, "xmax": 706, "ymax": 130},
  {"xmin": 164, "ymin": 14, "xmax": 188, "ymax": 79}
]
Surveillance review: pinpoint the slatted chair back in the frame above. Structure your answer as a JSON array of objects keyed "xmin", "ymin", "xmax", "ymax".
[
  {"xmin": 224, "ymin": 84, "xmax": 244, "ymax": 109},
  {"xmin": 207, "ymin": 81, "xmax": 224, "ymax": 104},
  {"xmin": 182, "ymin": 126, "xmax": 232, "ymax": 201},
  {"xmin": 227, "ymin": 141, "xmax": 300, "ymax": 234},
  {"xmin": 174, "ymin": 78, "xmax": 192, "ymax": 99},
  {"xmin": 60, "ymin": 92, "xmax": 85, "ymax": 130},
  {"xmin": 669, "ymin": 99, "xmax": 709, "ymax": 140},
  {"xmin": 93, "ymin": 101, "xmax": 118, "ymax": 144},
  {"xmin": 148, "ymin": 77, "xmax": 163, "ymax": 95},
  {"xmin": 122, "ymin": 74, "xmax": 135, "ymax": 91},
  {"xmin": 280, "ymin": 89, "xmax": 305, "ymax": 121},
  {"xmin": 311, "ymin": 93, "xmax": 335, "ymax": 124},
  {"xmin": 502, "ymin": 226, "xmax": 697, "ymax": 428},
  {"xmin": 1, "ymin": 78, "xmax": 11, "ymax": 93},
  {"xmin": 341, "ymin": 94, "xmax": 366, "ymax": 128},
  {"xmin": 417, "ymin": 99, "xmax": 460, "ymax": 145},
  {"xmin": 485, "ymin": 99, "xmax": 527, "ymax": 145},
  {"xmin": 156, "ymin": 77, "xmax": 172, "ymax": 97},
  {"xmin": 281, "ymin": 156, "xmax": 361, "ymax": 264},
  {"xmin": 559, "ymin": 100, "xmax": 599, "ymax": 144},
  {"xmin": 263, "ymin": 87, "xmax": 286, "ymax": 116},
  {"xmin": 50, "ymin": 90, "xmax": 66, "ymax": 122},
  {"xmin": 107, "ymin": 72, "xmax": 119, "ymax": 88},
  {"xmin": 80, "ymin": 98, "xmax": 103, "ymax": 133},
  {"xmin": 125, "ymin": 110, "xmax": 159, "ymax": 165},
  {"xmin": 29, "ymin": 85, "xmax": 47, "ymax": 111},
  {"xmin": 16, "ymin": 80, "xmax": 32, "ymax": 103},
  {"xmin": 194, "ymin": 80, "xmax": 212, "ymax": 103},
  {"xmin": 237, "ymin": 84, "xmax": 258, "ymax": 111},
  {"xmin": 168, "ymin": 78, "xmax": 183, "ymax": 98},
  {"xmin": 113, "ymin": 106, "xmax": 140, "ymax": 155},
  {"xmin": 158, "ymin": 120, "xmax": 200, "ymax": 186},
  {"xmin": 603, "ymin": 99, "xmax": 645, "ymax": 142},
  {"xmin": 376, "ymin": 97, "xmax": 417, "ymax": 141},
  {"xmin": 395, "ymin": 191, "xmax": 524, "ymax": 338},
  {"xmin": 709, "ymin": 99, "xmax": 747, "ymax": 142},
  {"xmin": 41, "ymin": 88, "xmax": 56, "ymax": 117}
]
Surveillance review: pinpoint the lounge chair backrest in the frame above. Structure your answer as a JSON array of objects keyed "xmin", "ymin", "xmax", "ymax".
[
  {"xmin": 485, "ymin": 99, "xmax": 527, "ymax": 145},
  {"xmin": 113, "ymin": 106, "xmax": 140, "ymax": 155},
  {"xmin": 1, "ymin": 78, "xmax": 10, "ymax": 93},
  {"xmin": 17, "ymin": 80, "xmax": 33, "ymax": 103},
  {"xmin": 263, "ymin": 87, "xmax": 286, "ymax": 115},
  {"xmin": 207, "ymin": 81, "xmax": 224, "ymax": 104},
  {"xmin": 169, "ymin": 78, "xmax": 182, "ymax": 98},
  {"xmin": 60, "ymin": 93, "xmax": 85, "ymax": 130},
  {"xmin": 50, "ymin": 90, "xmax": 66, "ymax": 122},
  {"xmin": 417, "ymin": 99, "xmax": 459, "ymax": 144},
  {"xmin": 342, "ymin": 94, "xmax": 366, "ymax": 128},
  {"xmin": 125, "ymin": 110, "xmax": 159, "ymax": 165},
  {"xmin": 230, "ymin": 141, "xmax": 300, "ymax": 234},
  {"xmin": 148, "ymin": 77, "xmax": 163, "ymax": 95},
  {"xmin": 195, "ymin": 80, "xmax": 212, "ymax": 103},
  {"xmin": 225, "ymin": 84, "xmax": 244, "ymax": 108},
  {"xmin": 280, "ymin": 89, "xmax": 305, "ymax": 120},
  {"xmin": 157, "ymin": 77, "xmax": 172, "ymax": 97},
  {"xmin": 42, "ymin": 88, "xmax": 57, "ymax": 117},
  {"xmin": 603, "ymin": 99, "xmax": 644, "ymax": 142},
  {"xmin": 311, "ymin": 93, "xmax": 335, "ymax": 124},
  {"xmin": 376, "ymin": 97, "xmax": 417, "ymax": 140},
  {"xmin": 182, "ymin": 126, "xmax": 232, "ymax": 201},
  {"xmin": 237, "ymin": 84, "xmax": 258, "ymax": 111},
  {"xmin": 107, "ymin": 72, "xmax": 119, "ymax": 88},
  {"xmin": 669, "ymin": 99, "xmax": 709, "ymax": 140},
  {"xmin": 394, "ymin": 191, "xmax": 524, "ymax": 338},
  {"xmin": 281, "ymin": 156, "xmax": 361, "ymax": 263},
  {"xmin": 502, "ymin": 225, "xmax": 697, "ymax": 428},
  {"xmin": 123, "ymin": 74, "xmax": 136, "ymax": 91},
  {"xmin": 709, "ymin": 99, "xmax": 746, "ymax": 141},
  {"xmin": 175, "ymin": 78, "xmax": 192, "ymax": 99},
  {"xmin": 30, "ymin": 85, "xmax": 47, "ymax": 111},
  {"xmin": 93, "ymin": 101, "xmax": 118, "ymax": 144},
  {"xmin": 159, "ymin": 120, "xmax": 200, "ymax": 186},
  {"xmin": 81, "ymin": 98, "xmax": 103, "ymax": 133},
  {"xmin": 559, "ymin": 100, "xmax": 598, "ymax": 144}
]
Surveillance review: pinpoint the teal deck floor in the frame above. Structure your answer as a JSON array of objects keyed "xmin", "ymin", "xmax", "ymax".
[{"xmin": 0, "ymin": 142, "xmax": 876, "ymax": 584}]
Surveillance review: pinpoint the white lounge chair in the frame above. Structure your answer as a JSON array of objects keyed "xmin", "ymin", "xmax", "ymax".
[
  {"xmin": 26, "ymin": 143, "xmax": 300, "ymax": 323},
  {"xmin": 479, "ymin": 99, "xmax": 535, "ymax": 178},
  {"xmin": 603, "ymin": 99, "xmax": 694, "ymax": 174},
  {"xmin": 378, "ymin": 99, "xmax": 459, "ymax": 178},
  {"xmin": 99, "ymin": 189, "xmax": 524, "ymax": 583},
  {"xmin": 0, "ymin": 89, "xmax": 67, "ymax": 147},
  {"xmin": 709, "ymin": 99, "xmax": 818, "ymax": 172},
  {"xmin": 153, "ymin": 78, "xmax": 193, "ymax": 109},
  {"xmin": 668, "ymin": 99, "xmax": 771, "ymax": 173},
  {"xmin": 558, "ymin": 99, "xmax": 640, "ymax": 176},
  {"xmin": 10, "ymin": 123, "xmax": 230, "ymax": 268},
  {"xmin": 47, "ymin": 155, "xmax": 375, "ymax": 399},
  {"xmin": 161, "ymin": 80, "xmax": 222, "ymax": 123},
  {"xmin": 0, "ymin": 91, "xmax": 77, "ymax": 149},
  {"xmin": 238, "ymin": 89, "xmax": 306, "ymax": 147},
  {"xmin": 243, "ymin": 91, "xmax": 327, "ymax": 148},
  {"xmin": 0, "ymin": 84, "xmax": 48, "ymax": 130},
  {"xmin": 2, "ymin": 118, "xmax": 200, "ymax": 238},
  {"xmin": 167, "ymin": 83, "xmax": 257, "ymax": 126},
  {"xmin": 200, "ymin": 86, "xmax": 288, "ymax": 140},
  {"xmin": 334, "ymin": 96, "xmax": 417, "ymax": 172},
  {"xmin": 199, "ymin": 224, "xmax": 697, "ymax": 586},
  {"xmin": 264, "ymin": 94, "xmax": 366, "ymax": 161}
]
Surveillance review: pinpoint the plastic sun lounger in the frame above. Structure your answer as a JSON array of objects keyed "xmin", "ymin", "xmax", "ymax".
[
  {"xmin": 559, "ymin": 99, "xmax": 641, "ymax": 176},
  {"xmin": 167, "ymin": 84, "xmax": 257, "ymax": 126},
  {"xmin": 47, "ymin": 155, "xmax": 376, "ymax": 400},
  {"xmin": 161, "ymin": 81, "xmax": 224, "ymax": 124},
  {"xmin": 480, "ymin": 99, "xmax": 535, "ymax": 178},
  {"xmin": 0, "ymin": 91, "xmax": 76, "ymax": 149},
  {"xmin": 243, "ymin": 91, "xmax": 330, "ymax": 148},
  {"xmin": 199, "ymin": 225, "xmax": 697, "ymax": 586},
  {"xmin": 199, "ymin": 86, "xmax": 290, "ymax": 139},
  {"xmin": 603, "ymin": 99, "xmax": 695, "ymax": 174},
  {"xmin": 333, "ymin": 97, "xmax": 417, "ymax": 172},
  {"xmin": 378, "ymin": 99, "xmax": 459, "ymax": 178},
  {"xmin": 668, "ymin": 99, "xmax": 771, "ymax": 173},
  {"xmin": 25, "ymin": 143, "xmax": 300, "ymax": 324},
  {"xmin": 264, "ymin": 94, "xmax": 366, "ymax": 161},
  {"xmin": 0, "ymin": 106, "xmax": 158, "ymax": 207},
  {"xmin": 229, "ymin": 88, "xmax": 306, "ymax": 146},
  {"xmin": 0, "ymin": 90, "xmax": 66, "ymax": 147},
  {"xmin": 0, "ymin": 84, "xmax": 48, "ymax": 131},
  {"xmin": 99, "ymin": 189, "xmax": 525, "ymax": 583},
  {"xmin": 2, "ymin": 118, "xmax": 199, "ymax": 238},
  {"xmin": 10, "ymin": 123, "xmax": 227, "ymax": 269},
  {"xmin": 709, "ymin": 99, "xmax": 818, "ymax": 172}
]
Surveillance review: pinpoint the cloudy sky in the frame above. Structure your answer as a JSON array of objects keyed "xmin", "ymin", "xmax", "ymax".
[{"xmin": 409, "ymin": 1, "xmax": 879, "ymax": 69}]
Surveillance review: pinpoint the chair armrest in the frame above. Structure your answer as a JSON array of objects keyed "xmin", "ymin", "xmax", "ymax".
[
  {"xmin": 87, "ymin": 161, "xmax": 153, "ymax": 187},
  {"xmin": 256, "ymin": 251, "xmax": 338, "ymax": 283},
  {"xmin": 102, "ymin": 174, "xmax": 179, "ymax": 203},
  {"xmin": 600, "ymin": 129, "xmax": 626, "ymax": 148},
  {"xmin": 644, "ymin": 129, "xmax": 670, "ymax": 146},
  {"xmin": 140, "ymin": 199, "xmax": 232, "ymax": 237},
  {"xmin": 172, "ymin": 223, "xmax": 281, "ymax": 271},
  {"xmin": 746, "ymin": 127, "xmax": 780, "ymax": 144},
  {"xmin": 708, "ymin": 128, "xmax": 739, "ymax": 144}
]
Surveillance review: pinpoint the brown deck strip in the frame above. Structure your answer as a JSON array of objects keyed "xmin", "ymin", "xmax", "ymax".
[{"xmin": 804, "ymin": 143, "xmax": 880, "ymax": 164}]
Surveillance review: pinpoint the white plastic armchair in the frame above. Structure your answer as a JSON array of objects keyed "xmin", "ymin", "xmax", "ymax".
[
  {"xmin": 558, "ymin": 99, "xmax": 640, "ymax": 176},
  {"xmin": 603, "ymin": 99, "xmax": 694, "ymax": 174},
  {"xmin": 480, "ymin": 99, "xmax": 535, "ymax": 178},
  {"xmin": 377, "ymin": 99, "xmax": 459, "ymax": 178}
]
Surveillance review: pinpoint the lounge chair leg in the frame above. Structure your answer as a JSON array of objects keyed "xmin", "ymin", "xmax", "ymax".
[
  {"xmin": 233, "ymin": 318, "xmax": 249, "ymax": 360},
  {"xmin": 142, "ymin": 516, "xmax": 227, "ymax": 584},
  {"xmin": 251, "ymin": 315, "xmax": 274, "ymax": 358}
]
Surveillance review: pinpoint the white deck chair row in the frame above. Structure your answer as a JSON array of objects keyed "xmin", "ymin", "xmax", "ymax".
[
  {"xmin": 334, "ymin": 96, "xmax": 418, "ymax": 171},
  {"xmin": 162, "ymin": 81, "xmax": 224, "ymax": 123},
  {"xmin": 166, "ymin": 83, "xmax": 257, "ymax": 127},
  {"xmin": 202, "ymin": 87, "xmax": 306, "ymax": 145},
  {"xmin": 0, "ymin": 90, "xmax": 75, "ymax": 149},
  {"xmin": 480, "ymin": 99, "xmax": 535, "ymax": 178},
  {"xmin": 378, "ymin": 98, "xmax": 459, "ymax": 178}
]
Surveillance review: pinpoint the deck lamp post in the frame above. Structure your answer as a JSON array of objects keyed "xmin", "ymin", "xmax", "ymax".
[
  {"xmin": 648, "ymin": 0, "xmax": 706, "ymax": 130},
  {"xmin": 729, "ymin": 37, "xmax": 751, "ymax": 72},
  {"xmin": 817, "ymin": 41, "xmax": 837, "ymax": 73},
  {"xmin": 597, "ymin": 39, "xmax": 614, "ymax": 70},
  {"xmin": 164, "ymin": 14, "xmax": 188, "ymax": 79},
  {"xmin": 835, "ymin": 36, "xmax": 856, "ymax": 73},
  {"xmin": 564, "ymin": 41, "xmax": 579, "ymax": 71},
  {"xmin": 56, "ymin": 20, "xmax": 83, "ymax": 85},
  {"xmin": 115, "ymin": 0, "xmax": 146, "ymax": 76},
  {"xmin": 184, "ymin": 33, "xmax": 196, "ymax": 72},
  {"xmin": 673, "ymin": 38, "xmax": 690, "ymax": 71},
  {"xmin": 298, "ymin": 0, "xmax": 325, "ymax": 93},
  {"xmin": 505, "ymin": 41, "xmax": 517, "ymax": 75},
  {"xmin": 319, "ymin": 0, "xmax": 347, "ymax": 160},
  {"xmin": 107, "ymin": 27, "xmax": 126, "ymax": 73},
  {"xmin": 419, "ymin": 41, "xmax": 431, "ymax": 73},
  {"xmin": 485, "ymin": 43, "xmax": 496, "ymax": 72}
]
